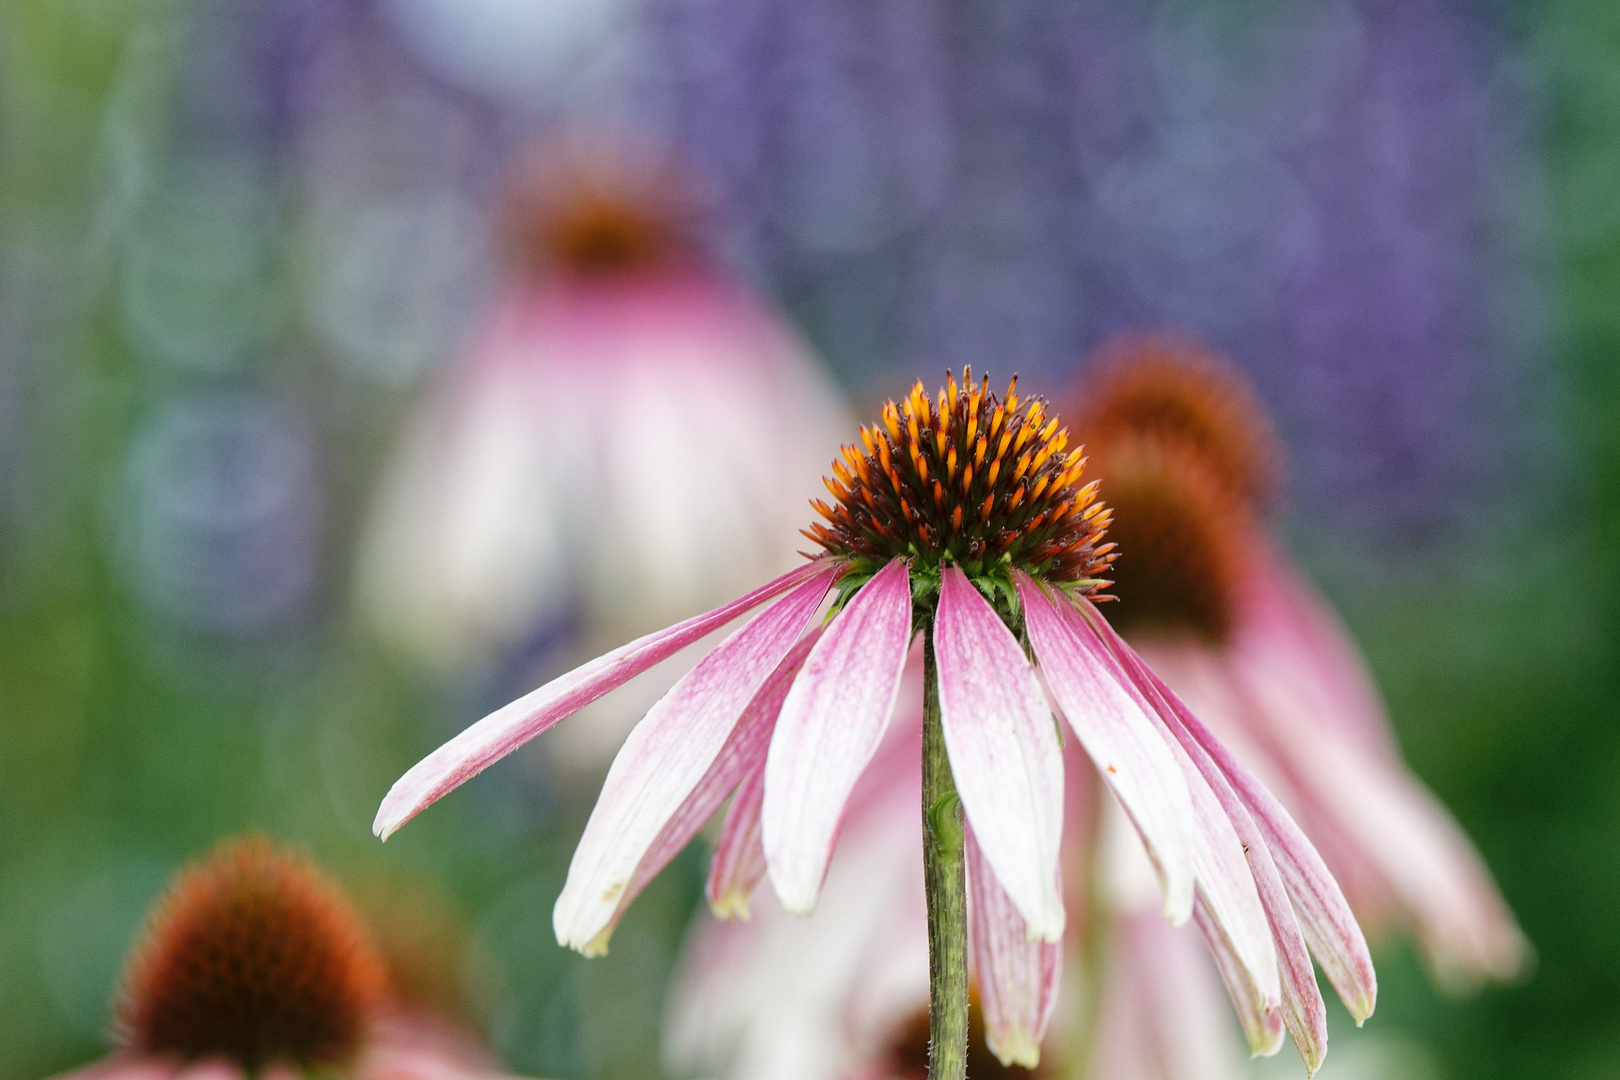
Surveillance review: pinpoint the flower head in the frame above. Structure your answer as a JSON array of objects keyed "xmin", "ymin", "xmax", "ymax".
[
  {"xmin": 499, "ymin": 144, "xmax": 699, "ymax": 281},
  {"xmin": 49, "ymin": 835, "xmax": 540, "ymax": 1080},
  {"xmin": 115, "ymin": 835, "xmax": 387, "ymax": 1070},
  {"xmin": 1071, "ymin": 333, "xmax": 1283, "ymax": 513},
  {"xmin": 1088, "ymin": 435, "xmax": 1249, "ymax": 645},
  {"xmin": 808, "ymin": 369, "xmax": 1113, "ymax": 604}
]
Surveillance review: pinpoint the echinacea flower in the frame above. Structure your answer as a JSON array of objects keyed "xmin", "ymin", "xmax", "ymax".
[
  {"xmin": 1069, "ymin": 333, "xmax": 1528, "ymax": 989},
  {"xmin": 377, "ymin": 369, "xmax": 1376, "ymax": 1075},
  {"xmin": 48, "ymin": 835, "xmax": 533, "ymax": 1080},
  {"xmin": 356, "ymin": 138, "xmax": 847, "ymax": 707}
]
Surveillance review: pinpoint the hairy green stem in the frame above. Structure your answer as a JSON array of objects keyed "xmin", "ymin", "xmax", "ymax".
[{"xmin": 921, "ymin": 632, "xmax": 968, "ymax": 1080}]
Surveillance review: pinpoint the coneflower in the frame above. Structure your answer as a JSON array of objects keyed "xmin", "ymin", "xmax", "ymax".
[
  {"xmin": 376, "ymin": 369, "xmax": 1374, "ymax": 1078},
  {"xmin": 51, "ymin": 835, "xmax": 535, "ymax": 1080},
  {"xmin": 115, "ymin": 837, "xmax": 383, "ymax": 1070},
  {"xmin": 356, "ymin": 138, "xmax": 849, "ymax": 760}
]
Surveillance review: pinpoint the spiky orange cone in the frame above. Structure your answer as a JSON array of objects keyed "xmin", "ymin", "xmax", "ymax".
[{"xmin": 47, "ymin": 836, "xmax": 539, "ymax": 1080}]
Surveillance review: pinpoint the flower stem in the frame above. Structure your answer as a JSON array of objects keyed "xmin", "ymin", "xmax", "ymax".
[{"xmin": 921, "ymin": 633, "xmax": 968, "ymax": 1080}]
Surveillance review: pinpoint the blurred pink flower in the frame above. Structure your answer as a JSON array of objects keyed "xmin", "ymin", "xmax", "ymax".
[
  {"xmin": 357, "ymin": 140, "xmax": 848, "ymax": 697},
  {"xmin": 377, "ymin": 372, "xmax": 1375, "ymax": 1069},
  {"xmin": 46, "ymin": 836, "xmax": 537, "ymax": 1080},
  {"xmin": 1071, "ymin": 334, "xmax": 1529, "ymax": 991}
]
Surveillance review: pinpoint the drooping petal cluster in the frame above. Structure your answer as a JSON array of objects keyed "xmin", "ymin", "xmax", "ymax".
[{"xmin": 1072, "ymin": 337, "xmax": 1527, "ymax": 994}]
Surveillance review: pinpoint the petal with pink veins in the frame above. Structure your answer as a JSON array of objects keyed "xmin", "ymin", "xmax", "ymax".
[
  {"xmin": 708, "ymin": 757, "xmax": 769, "ymax": 920},
  {"xmin": 1015, "ymin": 573, "xmax": 1196, "ymax": 924},
  {"xmin": 1138, "ymin": 655, "xmax": 1330, "ymax": 1072},
  {"xmin": 935, "ymin": 567, "xmax": 1066, "ymax": 941},
  {"xmin": 375, "ymin": 562, "xmax": 832, "ymax": 840},
  {"xmin": 600, "ymin": 631, "xmax": 817, "ymax": 942},
  {"xmin": 1084, "ymin": 600, "xmax": 1378, "ymax": 1024},
  {"xmin": 1173, "ymin": 742, "xmax": 1283, "ymax": 1025},
  {"xmin": 1194, "ymin": 901, "xmax": 1286, "ymax": 1058},
  {"xmin": 554, "ymin": 576, "xmax": 833, "ymax": 954},
  {"xmin": 967, "ymin": 827, "xmax": 1061, "ymax": 1067},
  {"xmin": 1115, "ymin": 642, "xmax": 1329, "ymax": 1072},
  {"xmin": 764, "ymin": 558, "xmax": 914, "ymax": 915}
]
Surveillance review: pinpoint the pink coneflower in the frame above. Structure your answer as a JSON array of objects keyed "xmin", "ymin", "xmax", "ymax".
[
  {"xmin": 356, "ymin": 139, "xmax": 847, "ymax": 714},
  {"xmin": 49, "ymin": 836, "xmax": 531, "ymax": 1080},
  {"xmin": 1070, "ymin": 335, "xmax": 1529, "ymax": 990},
  {"xmin": 376, "ymin": 370, "xmax": 1375, "ymax": 1077}
]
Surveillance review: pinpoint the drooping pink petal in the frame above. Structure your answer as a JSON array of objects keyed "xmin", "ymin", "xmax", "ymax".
[
  {"xmin": 708, "ymin": 757, "xmax": 769, "ymax": 920},
  {"xmin": 1141, "ymin": 639, "xmax": 1395, "ymax": 927},
  {"xmin": 764, "ymin": 558, "xmax": 914, "ymax": 914},
  {"xmin": 665, "ymin": 733, "xmax": 928, "ymax": 1080},
  {"xmin": 375, "ymin": 562, "xmax": 831, "ymax": 840},
  {"xmin": 1194, "ymin": 901, "xmax": 1285, "ymax": 1058},
  {"xmin": 1084, "ymin": 600, "xmax": 1378, "ymax": 1024},
  {"xmin": 934, "ymin": 567, "xmax": 1066, "ymax": 941},
  {"xmin": 1172, "ymin": 738, "xmax": 1283, "ymax": 1021},
  {"xmin": 1015, "ymin": 573, "xmax": 1196, "ymax": 924},
  {"xmin": 967, "ymin": 827, "xmax": 1061, "ymax": 1068},
  {"xmin": 1120, "ymin": 646, "xmax": 1328, "ymax": 1072},
  {"xmin": 595, "ymin": 630, "xmax": 818, "ymax": 944},
  {"xmin": 553, "ymin": 575, "xmax": 834, "ymax": 954}
]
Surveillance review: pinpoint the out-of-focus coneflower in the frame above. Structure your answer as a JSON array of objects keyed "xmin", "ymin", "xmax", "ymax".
[
  {"xmin": 356, "ymin": 138, "xmax": 848, "ymax": 711},
  {"xmin": 48, "ymin": 835, "xmax": 534, "ymax": 1080},
  {"xmin": 1071, "ymin": 334, "xmax": 1528, "ymax": 992},
  {"xmin": 376, "ymin": 369, "xmax": 1376, "ymax": 1077}
]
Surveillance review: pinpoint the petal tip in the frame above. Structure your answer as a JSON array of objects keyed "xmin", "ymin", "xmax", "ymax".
[
  {"xmin": 1160, "ymin": 877, "xmax": 1195, "ymax": 926},
  {"xmin": 777, "ymin": 893, "xmax": 817, "ymax": 918},
  {"xmin": 371, "ymin": 795, "xmax": 409, "ymax": 841},
  {"xmin": 562, "ymin": 926, "xmax": 613, "ymax": 958},
  {"xmin": 1028, "ymin": 907, "xmax": 1066, "ymax": 944},
  {"xmin": 707, "ymin": 892, "xmax": 753, "ymax": 922},
  {"xmin": 1350, "ymin": 986, "xmax": 1376, "ymax": 1026},
  {"xmin": 988, "ymin": 1034, "xmax": 1041, "ymax": 1069}
]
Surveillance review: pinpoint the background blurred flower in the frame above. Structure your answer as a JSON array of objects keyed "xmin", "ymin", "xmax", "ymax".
[
  {"xmin": 51, "ymin": 834, "xmax": 533, "ymax": 1080},
  {"xmin": 356, "ymin": 136, "xmax": 849, "ymax": 768}
]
